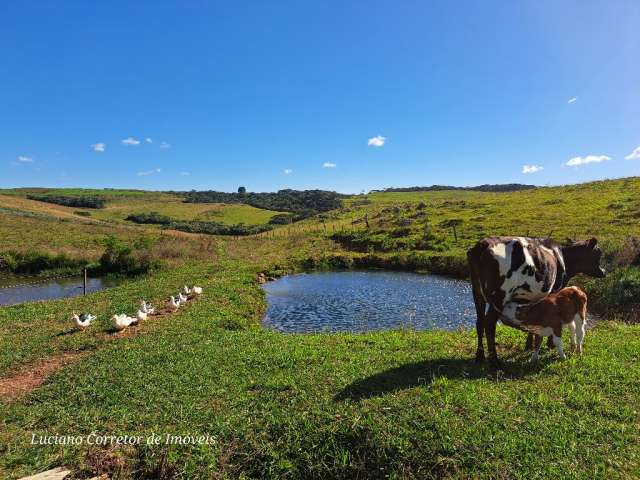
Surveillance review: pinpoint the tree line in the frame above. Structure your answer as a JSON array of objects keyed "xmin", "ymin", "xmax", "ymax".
[
  {"xmin": 373, "ymin": 183, "xmax": 537, "ymax": 193},
  {"xmin": 176, "ymin": 189, "xmax": 345, "ymax": 217}
]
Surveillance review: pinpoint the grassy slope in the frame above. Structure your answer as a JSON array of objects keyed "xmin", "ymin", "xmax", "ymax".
[
  {"xmin": 0, "ymin": 189, "xmax": 284, "ymax": 227},
  {"xmin": 1, "ymin": 178, "xmax": 640, "ymax": 478}
]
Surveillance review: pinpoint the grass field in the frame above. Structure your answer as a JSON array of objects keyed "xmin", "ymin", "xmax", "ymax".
[{"xmin": 1, "ymin": 178, "xmax": 639, "ymax": 478}]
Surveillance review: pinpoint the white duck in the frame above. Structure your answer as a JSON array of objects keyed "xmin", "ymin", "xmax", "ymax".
[
  {"xmin": 72, "ymin": 313, "xmax": 95, "ymax": 329},
  {"xmin": 112, "ymin": 314, "xmax": 135, "ymax": 331},
  {"xmin": 168, "ymin": 296, "xmax": 180, "ymax": 310},
  {"xmin": 136, "ymin": 310, "xmax": 148, "ymax": 322},
  {"xmin": 192, "ymin": 286, "xmax": 203, "ymax": 295},
  {"xmin": 178, "ymin": 292, "xmax": 188, "ymax": 303},
  {"xmin": 182, "ymin": 285, "xmax": 192, "ymax": 295},
  {"xmin": 140, "ymin": 300, "xmax": 155, "ymax": 315}
]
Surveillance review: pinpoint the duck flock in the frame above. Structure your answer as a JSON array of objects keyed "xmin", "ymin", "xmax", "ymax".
[{"xmin": 71, "ymin": 285, "xmax": 203, "ymax": 332}]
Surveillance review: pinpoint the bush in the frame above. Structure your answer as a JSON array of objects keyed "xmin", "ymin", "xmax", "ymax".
[
  {"xmin": 74, "ymin": 210, "xmax": 92, "ymax": 217},
  {"xmin": 268, "ymin": 214, "xmax": 294, "ymax": 225},
  {"xmin": 27, "ymin": 194, "xmax": 106, "ymax": 209},
  {"xmin": 0, "ymin": 250, "xmax": 87, "ymax": 274},
  {"xmin": 126, "ymin": 212, "xmax": 172, "ymax": 225},
  {"xmin": 97, "ymin": 236, "xmax": 157, "ymax": 275},
  {"xmin": 583, "ymin": 267, "xmax": 640, "ymax": 322}
]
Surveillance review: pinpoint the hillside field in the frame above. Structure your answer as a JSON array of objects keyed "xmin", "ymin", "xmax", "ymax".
[{"xmin": 0, "ymin": 178, "xmax": 639, "ymax": 479}]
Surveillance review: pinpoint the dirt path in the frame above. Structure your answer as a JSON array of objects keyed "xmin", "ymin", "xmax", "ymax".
[{"xmin": 0, "ymin": 352, "xmax": 86, "ymax": 402}]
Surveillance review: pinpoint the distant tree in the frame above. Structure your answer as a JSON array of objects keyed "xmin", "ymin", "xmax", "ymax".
[{"xmin": 238, "ymin": 186, "xmax": 247, "ymax": 194}]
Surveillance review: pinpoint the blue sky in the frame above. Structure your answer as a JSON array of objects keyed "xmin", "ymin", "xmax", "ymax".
[{"xmin": 2, "ymin": 0, "xmax": 639, "ymax": 194}]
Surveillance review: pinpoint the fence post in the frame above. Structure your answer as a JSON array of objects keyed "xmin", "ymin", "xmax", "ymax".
[
  {"xmin": 452, "ymin": 225, "xmax": 458, "ymax": 242},
  {"xmin": 83, "ymin": 268, "xmax": 87, "ymax": 295}
]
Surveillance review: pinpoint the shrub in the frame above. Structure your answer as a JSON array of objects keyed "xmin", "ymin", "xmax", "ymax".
[
  {"xmin": 0, "ymin": 250, "xmax": 87, "ymax": 274},
  {"xmin": 583, "ymin": 267, "xmax": 640, "ymax": 322},
  {"xmin": 268, "ymin": 214, "xmax": 294, "ymax": 225},
  {"xmin": 27, "ymin": 194, "xmax": 106, "ymax": 209},
  {"xmin": 97, "ymin": 236, "xmax": 157, "ymax": 275},
  {"xmin": 74, "ymin": 210, "xmax": 92, "ymax": 217},
  {"xmin": 125, "ymin": 212, "xmax": 172, "ymax": 225}
]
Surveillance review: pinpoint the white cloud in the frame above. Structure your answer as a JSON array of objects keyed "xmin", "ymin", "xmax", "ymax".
[
  {"xmin": 160, "ymin": 141, "xmax": 171, "ymax": 149},
  {"xmin": 522, "ymin": 164, "xmax": 543, "ymax": 174},
  {"xmin": 624, "ymin": 146, "xmax": 640, "ymax": 160},
  {"xmin": 567, "ymin": 97, "xmax": 577, "ymax": 104},
  {"xmin": 91, "ymin": 143, "xmax": 106, "ymax": 152},
  {"xmin": 565, "ymin": 154, "xmax": 611, "ymax": 167},
  {"xmin": 180, "ymin": 171, "xmax": 190, "ymax": 176},
  {"xmin": 17, "ymin": 155, "xmax": 33, "ymax": 163},
  {"xmin": 122, "ymin": 137, "xmax": 141, "ymax": 146},
  {"xmin": 283, "ymin": 169, "xmax": 293, "ymax": 175},
  {"xmin": 322, "ymin": 162, "xmax": 336, "ymax": 168},
  {"xmin": 137, "ymin": 167, "xmax": 162, "ymax": 176},
  {"xmin": 145, "ymin": 138, "xmax": 153, "ymax": 144},
  {"xmin": 368, "ymin": 135, "xmax": 386, "ymax": 147}
]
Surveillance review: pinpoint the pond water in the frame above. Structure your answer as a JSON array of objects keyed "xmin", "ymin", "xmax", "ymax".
[
  {"xmin": 262, "ymin": 271, "xmax": 475, "ymax": 333},
  {"xmin": 0, "ymin": 275, "xmax": 123, "ymax": 306}
]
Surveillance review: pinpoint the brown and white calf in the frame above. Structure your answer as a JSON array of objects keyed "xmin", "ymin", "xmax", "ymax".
[{"xmin": 501, "ymin": 286, "xmax": 588, "ymax": 362}]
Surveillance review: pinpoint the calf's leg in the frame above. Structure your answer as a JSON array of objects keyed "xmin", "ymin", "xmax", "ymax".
[
  {"xmin": 574, "ymin": 314, "xmax": 586, "ymax": 354},
  {"xmin": 567, "ymin": 321, "xmax": 577, "ymax": 351},
  {"xmin": 551, "ymin": 329, "xmax": 566, "ymax": 360},
  {"xmin": 531, "ymin": 334, "xmax": 542, "ymax": 362}
]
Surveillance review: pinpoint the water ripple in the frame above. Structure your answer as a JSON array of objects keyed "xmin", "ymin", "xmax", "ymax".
[{"xmin": 262, "ymin": 271, "xmax": 475, "ymax": 333}]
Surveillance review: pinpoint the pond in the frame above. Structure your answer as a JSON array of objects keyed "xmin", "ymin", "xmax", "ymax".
[
  {"xmin": 262, "ymin": 271, "xmax": 475, "ymax": 333},
  {"xmin": 0, "ymin": 275, "xmax": 123, "ymax": 306}
]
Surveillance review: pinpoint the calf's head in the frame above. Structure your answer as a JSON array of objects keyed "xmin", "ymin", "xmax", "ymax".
[{"xmin": 563, "ymin": 237, "xmax": 606, "ymax": 278}]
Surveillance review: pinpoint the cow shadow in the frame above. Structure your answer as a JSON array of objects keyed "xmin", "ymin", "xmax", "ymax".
[{"xmin": 334, "ymin": 353, "xmax": 543, "ymax": 401}]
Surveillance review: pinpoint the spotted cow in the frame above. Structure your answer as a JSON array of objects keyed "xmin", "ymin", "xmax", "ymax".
[{"xmin": 467, "ymin": 236, "xmax": 605, "ymax": 365}]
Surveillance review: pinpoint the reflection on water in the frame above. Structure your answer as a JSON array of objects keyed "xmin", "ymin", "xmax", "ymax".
[
  {"xmin": 262, "ymin": 270, "xmax": 475, "ymax": 333},
  {"xmin": 0, "ymin": 275, "xmax": 122, "ymax": 306}
]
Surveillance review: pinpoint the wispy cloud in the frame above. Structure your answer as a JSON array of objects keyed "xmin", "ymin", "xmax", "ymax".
[
  {"xmin": 283, "ymin": 168, "xmax": 293, "ymax": 175},
  {"xmin": 17, "ymin": 155, "xmax": 33, "ymax": 163},
  {"xmin": 624, "ymin": 146, "xmax": 640, "ymax": 160},
  {"xmin": 91, "ymin": 143, "xmax": 106, "ymax": 152},
  {"xmin": 368, "ymin": 135, "xmax": 386, "ymax": 147},
  {"xmin": 567, "ymin": 97, "xmax": 577, "ymax": 104},
  {"xmin": 159, "ymin": 141, "xmax": 171, "ymax": 149},
  {"xmin": 122, "ymin": 137, "xmax": 141, "ymax": 146},
  {"xmin": 322, "ymin": 162, "xmax": 336, "ymax": 168},
  {"xmin": 522, "ymin": 164, "xmax": 543, "ymax": 174},
  {"xmin": 180, "ymin": 171, "xmax": 190, "ymax": 176},
  {"xmin": 145, "ymin": 138, "xmax": 153, "ymax": 144},
  {"xmin": 136, "ymin": 167, "xmax": 162, "ymax": 176},
  {"xmin": 565, "ymin": 154, "xmax": 611, "ymax": 167}
]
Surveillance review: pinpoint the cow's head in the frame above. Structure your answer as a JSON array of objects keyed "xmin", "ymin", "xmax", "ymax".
[{"xmin": 563, "ymin": 237, "xmax": 606, "ymax": 278}]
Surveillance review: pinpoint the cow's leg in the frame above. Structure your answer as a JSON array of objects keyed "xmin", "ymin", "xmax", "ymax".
[
  {"xmin": 574, "ymin": 314, "xmax": 586, "ymax": 354},
  {"xmin": 471, "ymin": 285, "xmax": 486, "ymax": 363},
  {"xmin": 546, "ymin": 335, "xmax": 554, "ymax": 350},
  {"xmin": 525, "ymin": 333, "xmax": 535, "ymax": 351},
  {"xmin": 485, "ymin": 307, "xmax": 500, "ymax": 367},
  {"xmin": 531, "ymin": 333, "xmax": 542, "ymax": 362}
]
